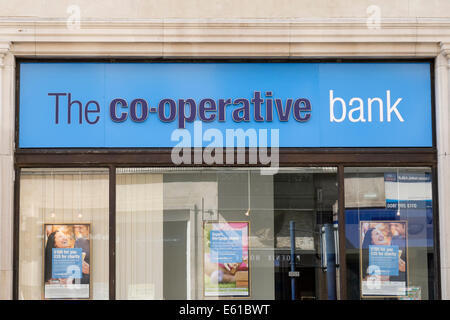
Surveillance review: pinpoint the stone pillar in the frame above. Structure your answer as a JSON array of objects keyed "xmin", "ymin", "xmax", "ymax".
[
  {"xmin": 0, "ymin": 42, "xmax": 13, "ymax": 300},
  {"xmin": 436, "ymin": 42, "xmax": 450, "ymax": 300}
]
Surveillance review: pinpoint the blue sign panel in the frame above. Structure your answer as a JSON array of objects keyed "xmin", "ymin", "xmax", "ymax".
[
  {"xmin": 384, "ymin": 172, "xmax": 432, "ymax": 183},
  {"xmin": 52, "ymin": 248, "xmax": 83, "ymax": 279},
  {"xmin": 210, "ymin": 230, "xmax": 243, "ymax": 263},
  {"xmin": 369, "ymin": 245, "xmax": 399, "ymax": 277},
  {"xmin": 19, "ymin": 62, "xmax": 432, "ymax": 148}
]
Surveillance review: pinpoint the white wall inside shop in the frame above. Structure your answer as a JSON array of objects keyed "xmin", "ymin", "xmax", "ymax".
[{"xmin": 116, "ymin": 172, "xmax": 164, "ymax": 300}]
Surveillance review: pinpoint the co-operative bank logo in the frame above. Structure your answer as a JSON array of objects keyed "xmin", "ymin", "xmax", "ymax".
[
  {"xmin": 48, "ymin": 90, "xmax": 313, "ymax": 174},
  {"xmin": 46, "ymin": 87, "xmax": 405, "ymax": 173}
]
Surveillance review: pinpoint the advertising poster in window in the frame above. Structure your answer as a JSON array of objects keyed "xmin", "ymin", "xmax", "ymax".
[
  {"xmin": 203, "ymin": 222, "xmax": 250, "ymax": 297},
  {"xmin": 360, "ymin": 221, "xmax": 408, "ymax": 298},
  {"xmin": 43, "ymin": 224, "xmax": 91, "ymax": 299}
]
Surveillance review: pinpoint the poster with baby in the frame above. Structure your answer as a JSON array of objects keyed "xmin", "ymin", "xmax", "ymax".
[
  {"xmin": 203, "ymin": 222, "xmax": 250, "ymax": 297},
  {"xmin": 360, "ymin": 221, "xmax": 408, "ymax": 298},
  {"xmin": 43, "ymin": 223, "xmax": 91, "ymax": 299}
]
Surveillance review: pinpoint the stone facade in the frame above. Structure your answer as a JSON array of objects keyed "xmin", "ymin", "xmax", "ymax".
[{"xmin": 1, "ymin": 0, "xmax": 450, "ymax": 300}]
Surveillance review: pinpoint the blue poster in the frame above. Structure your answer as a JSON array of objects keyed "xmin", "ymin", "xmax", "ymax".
[
  {"xmin": 210, "ymin": 230, "xmax": 243, "ymax": 263},
  {"xmin": 51, "ymin": 248, "xmax": 83, "ymax": 279},
  {"xmin": 369, "ymin": 245, "xmax": 399, "ymax": 277}
]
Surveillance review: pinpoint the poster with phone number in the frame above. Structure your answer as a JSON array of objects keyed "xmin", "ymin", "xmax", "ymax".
[
  {"xmin": 203, "ymin": 222, "xmax": 249, "ymax": 297},
  {"xmin": 360, "ymin": 221, "xmax": 408, "ymax": 298}
]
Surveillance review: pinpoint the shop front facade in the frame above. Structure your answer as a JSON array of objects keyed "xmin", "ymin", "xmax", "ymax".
[{"xmin": 1, "ymin": 1, "xmax": 450, "ymax": 301}]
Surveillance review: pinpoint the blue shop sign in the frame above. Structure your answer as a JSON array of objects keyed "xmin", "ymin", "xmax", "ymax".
[{"xmin": 19, "ymin": 62, "xmax": 432, "ymax": 148}]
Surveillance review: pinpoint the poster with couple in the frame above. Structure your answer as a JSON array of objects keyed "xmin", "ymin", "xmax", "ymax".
[
  {"xmin": 43, "ymin": 223, "xmax": 91, "ymax": 299},
  {"xmin": 360, "ymin": 221, "xmax": 408, "ymax": 298},
  {"xmin": 203, "ymin": 222, "xmax": 250, "ymax": 297}
]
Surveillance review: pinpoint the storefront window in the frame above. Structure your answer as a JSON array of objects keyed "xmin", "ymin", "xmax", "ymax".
[
  {"xmin": 16, "ymin": 166, "xmax": 438, "ymax": 300},
  {"xmin": 116, "ymin": 167, "xmax": 338, "ymax": 300},
  {"xmin": 18, "ymin": 168, "xmax": 109, "ymax": 300},
  {"xmin": 344, "ymin": 167, "xmax": 435, "ymax": 300}
]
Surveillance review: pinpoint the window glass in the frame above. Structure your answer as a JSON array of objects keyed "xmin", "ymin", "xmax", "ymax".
[
  {"xmin": 116, "ymin": 167, "xmax": 338, "ymax": 300},
  {"xmin": 19, "ymin": 168, "xmax": 109, "ymax": 300},
  {"xmin": 344, "ymin": 167, "xmax": 435, "ymax": 300}
]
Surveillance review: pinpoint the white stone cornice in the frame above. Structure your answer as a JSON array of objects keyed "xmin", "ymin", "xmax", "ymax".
[
  {"xmin": 10, "ymin": 41, "xmax": 440, "ymax": 58},
  {"xmin": 1, "ymin": 18, "xmax": 450, "ymax": 44},
  {"xmin": 0, "ymin": 18, "xmax": 448, "ymax": 57},
  {"xmin": 0, "ymin": 16, "xmax": 449, "ymax": 24}
]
